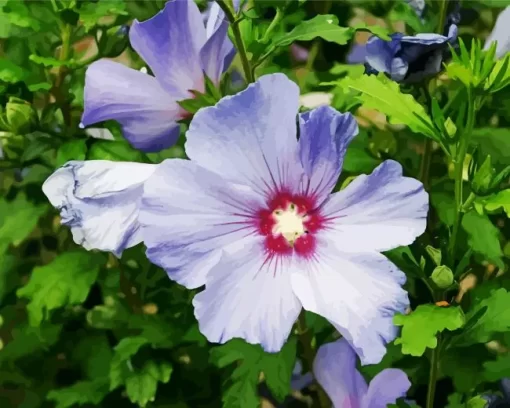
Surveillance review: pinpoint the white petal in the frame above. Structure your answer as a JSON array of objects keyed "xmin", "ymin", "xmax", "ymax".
[
  {"xmin": 291, "ymin": 249, "xmax": 409, "ymax": 365},
  {"xmin": 139, "ymin": 159, "xmax": 264, "ymax": 289},
  {"xmin": 320, "ymin": 160, "xmax": 428, "ymax": 253},
  {"xmin": 193, "ymin": 235, "xmax": 302, "ymax": 352}
]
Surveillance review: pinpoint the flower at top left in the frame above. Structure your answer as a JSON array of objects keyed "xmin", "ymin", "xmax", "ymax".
[{"xmin": 81, "ymin": 0, "xmax": 236, "ymax": 153}]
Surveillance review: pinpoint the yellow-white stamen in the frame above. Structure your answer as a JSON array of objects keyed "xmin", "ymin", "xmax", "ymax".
[{"xmin": 272, "ymin": 203, "xmax": 308, "ymax": 246}]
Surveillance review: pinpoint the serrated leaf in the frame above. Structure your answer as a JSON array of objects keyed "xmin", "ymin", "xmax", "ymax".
[
  {"xmin": 125, "ymin": 360, "xmax": 173, "ymax": 407},
  {"xmin": 17, "ymin": 251, "xmax": 105, "ymax": 326},
  {"xmin": 110, "ymin": 336, "xmax": 150, "ymax": 390},
  {"xmin": 272, "ymin": 15, "xmax": 352, "ymax": 47},
  {"xmin": 461, "ymin": 211, "xmax": 503, "ymax": 269},
  {"xmin": 345, "ymin": 73, "xmax": 440, "ymax": 142},
  {"xmin": 56, "ymin": 139, "xmax": 87, "ymax": 167},
  {"xmin": 47, "ymin": 379, "xmax": 110, "ymax": 408},
  {"xmin": 109, "ymin": 336, "xmax": 172, "ymax": 407},
  {"xmin": 394, "ymin": 304, "xmax": 465, "ymax": 356},
  {"xmin": 79, "ymin": 0, "xmax": 128, "ymax": 32},
  {"xmin": 456, "ymin": 288, "xmax": 510, "ymax": 346},
  {"xmin": 211, "ymin": 338, "xmax": 296, "ymax": 407}
]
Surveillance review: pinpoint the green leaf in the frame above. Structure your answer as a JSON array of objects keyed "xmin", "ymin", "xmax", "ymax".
[
  {"xmin": 0, "ymin": 323, "xmax": 61, "ymax": 362},
  {"xmin": 88, "ymin": 139, "xmax": 147, "ymax": 162},
  {"xmin": 0, "ymin": 58, "xmax": 27, "ymax": 83},
  {"xmin": 0, "ymin": 254, "xmax": 18, "ymax": 303},
  {"xmin": 478, "ymin": 190, "xmax": 510, "ymax": 217},
  {"xmin": 125, "ymin": 360, "xmax": 173, "ymax": 407},
  {"xmin": 430, "ymin": 190, "xmax": 455, "ymax": 226},
  {"xmin": 56, "ymin": 139, "xmax": 87, "ymax": 167},
  {"xmin": 109, "ymin": 336, "xmax": 172, "ymax": 407},
  {"xmin": 471, "ymin": 128, "xmax": 510, "ymax": 166},
  {"xmin": 483, "ymin": 354, "xmax": 510, "ymax": 382},
  {"xmin": 467, "ymin": 396, "xmax": 489, "ymax": 408},
  {"xmin": 456, "ymin": 288, "xmax": 510, "ymax": 346},
  {"xmin": 342, "ymin": 130, "xmax": 381, "ymax": 174},
  {"xmin": 344, "ymin": 74, "xmax": 440, "ymax": 142},
  {"xmin": 73, "ymin": 334, "xmax": 113, "ymax": 379},
  {"xmin": 272, "ymin": 15, "xmax": 352, "ymax": 47},
  {"xmin": 442, "ymin": 345, "xmax": 491, "ymax": 392},
  {"xmin": 78, "ymin": 0, "xmax": 128, "ymax": 32},
  {"xmin": 21, "ymin": 132, "xmax": 56, "ymax": 162},
  {"xmin": 109, "ymin": 336, "xmax": 151, "ymax": 390},
  {"xmin": 29, "ymin": 54, "xmax": 74, "ymax": 68},
  {"xmin": 393, "ymin": 305, "xmax": 466, "ymax": 356},
  {"xmin": 461, "ymin": 211, "xmax": 503, "ymax": 269},
  {"xmin": 0, "ymin": 193, "xmax": 48, "ymax": 251},
  {"xmin": 210, "ymin": 338, "xmax": 296, "ymax": 407},
  {"xmin": 46, "ymin": 379, "xmax": 110, "ymax": 408},
  {"xmin": 17, "ymin": 251, "xmax": 105, "ymax": 326}
]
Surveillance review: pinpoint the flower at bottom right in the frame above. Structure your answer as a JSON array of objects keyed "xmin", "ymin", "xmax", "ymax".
[{"xmin": 313, "ymin": 338, "xmax": 411, "ymax": 408}]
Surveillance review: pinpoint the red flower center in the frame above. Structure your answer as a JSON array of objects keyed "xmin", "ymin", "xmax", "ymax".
[{"xmin": 256, "ymin": 191, "xmax": 325, "ymax": 258}]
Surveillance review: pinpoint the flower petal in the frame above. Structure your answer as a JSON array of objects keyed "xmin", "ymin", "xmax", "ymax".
[
  {"xmin": 313, "ymin": 338, "xmax": 368, "ymax": 408},
  {"xmin": 129, "ymin": 0, "xmax": 206, "ymax": 97},
  {"xmin": 320, "ymin": 160, "xmax": 428, "ymax": 253},
  {"xmin": 193, "ymin": 235, "xmax": 302, "ymax": 352},
  {"xmin": 200, "ymin": 19, "xmax": 234, "ymax": 84},
  {"xmin": 139, "ymin": 159, "xmax": 264, "ymax": 289},
  {"xmin": 291, "ymin": 250, "xmax": 409, "ymax": 365},
  {"xmin": 81, "ymin": 60, "xmax": 181, "ymax": 152},
  {"xmin": 484, "ymin": 7, "xmax": 510, "ymax": 59},
  {"xmin": 361, "ymin": 368, "xmax": 411, "ymax": 408},
  {"xmin": 298, "ymin": 106, "xmax": 358, "ymax": 203},
  {"xmin": 185, "ymin": 73, "xmax": 302, "ymax": 196},
  {"xmin": 42, "ymin": 160, "xmax": 156, "ymax": 256}
]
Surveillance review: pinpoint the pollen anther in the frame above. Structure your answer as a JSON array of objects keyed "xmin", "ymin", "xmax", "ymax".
[{"xmin": 272, "ymin": 202, "xmax": 309, "ymax": 246}]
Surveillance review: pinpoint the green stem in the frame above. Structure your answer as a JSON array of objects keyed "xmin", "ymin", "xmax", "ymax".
[
  {"xmin": 449, "ymin": 90, "xmax": 475, "ymax": 264},
  {"xmin": 55, "ymin": 23, "xmax": 72, "ymax": 127},
  {"xmin": 217, "ymin": 0, "xmax": 254, "ymax": 83},
  {"xmin": 261, "ymin": 7, "xmax": 283, "ymax": 43},
  {"xmin": 436, "ymin": 0, "xmax": 448, "ymax": 35},
  {"xmin": 426, "ymin": 336, "xmax": 440, "ymax": 408},
  {"xmin": 296, "ymin": 311, "xmax": 330, "ymax": 408}
]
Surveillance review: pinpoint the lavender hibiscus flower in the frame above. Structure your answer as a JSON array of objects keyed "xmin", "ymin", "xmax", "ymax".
[
  {"xmin": 43, "ymin": 74, "xmax": 428, "ymax": 364},
  {"xmin": 81, "ymin": 0, "xmax": 235, "ymax": 153},
  {"xmin": 484, "ymin": 7, "xmax": 510, "ymax": 59},
  {"xmin": 314, "ymin": 338, "xmax": 411, "ymax": 408}
]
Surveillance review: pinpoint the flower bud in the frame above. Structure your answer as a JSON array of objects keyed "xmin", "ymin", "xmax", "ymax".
[
  {"xmin": 431, "ymin": 265, "xmax": 454, "ymax": 289},
  {"xmin": 5, "ymin": 97, "xmax": 37, "ymax": 135}
]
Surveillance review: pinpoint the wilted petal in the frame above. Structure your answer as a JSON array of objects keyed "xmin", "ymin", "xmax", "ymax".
[
  {"xmin": 139, "ymin": 159, "xmax": 264, "ymax": 289},
  {"xmin": 291, "ymin": 250, "xmax": 409, "ymax": 365},
  {"xmin": 484, "ymin": 7, "xmax": 510, "ymax": 59},
  {"xmin": 320, "ymin": 160, "xmax": 427, "ymax": 253},
  {"xmin": 129, "ymin": 0, "xmax": 206, "ymax": 97},
  {"xmin": 42, "ymin": 160, "xmax": 156, "ymax": 256},
  {"xmin": 314, "ymin": 339, "xmax": 368, "ymax": 408},
  {"xmin": 365, "ymin": 34, "xmax": 405, "ymax": 79},
  {"xmin": 298, "ymin": 106, "xmax": 358, "ymax": 203},
  {"xmin": 193, "ymin": 235, "xmax": 302, "ymax": 352},
  {"xmin": 81, "ymin": 60, "xmax": 181, "ymax": 152},
  {"xmin": 361, "ymin": 368, "xmax": 411, "ymax": 408},
  {"xmin": 185, "ymin": 73, "xmax": 302, "ymax": 195}
]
